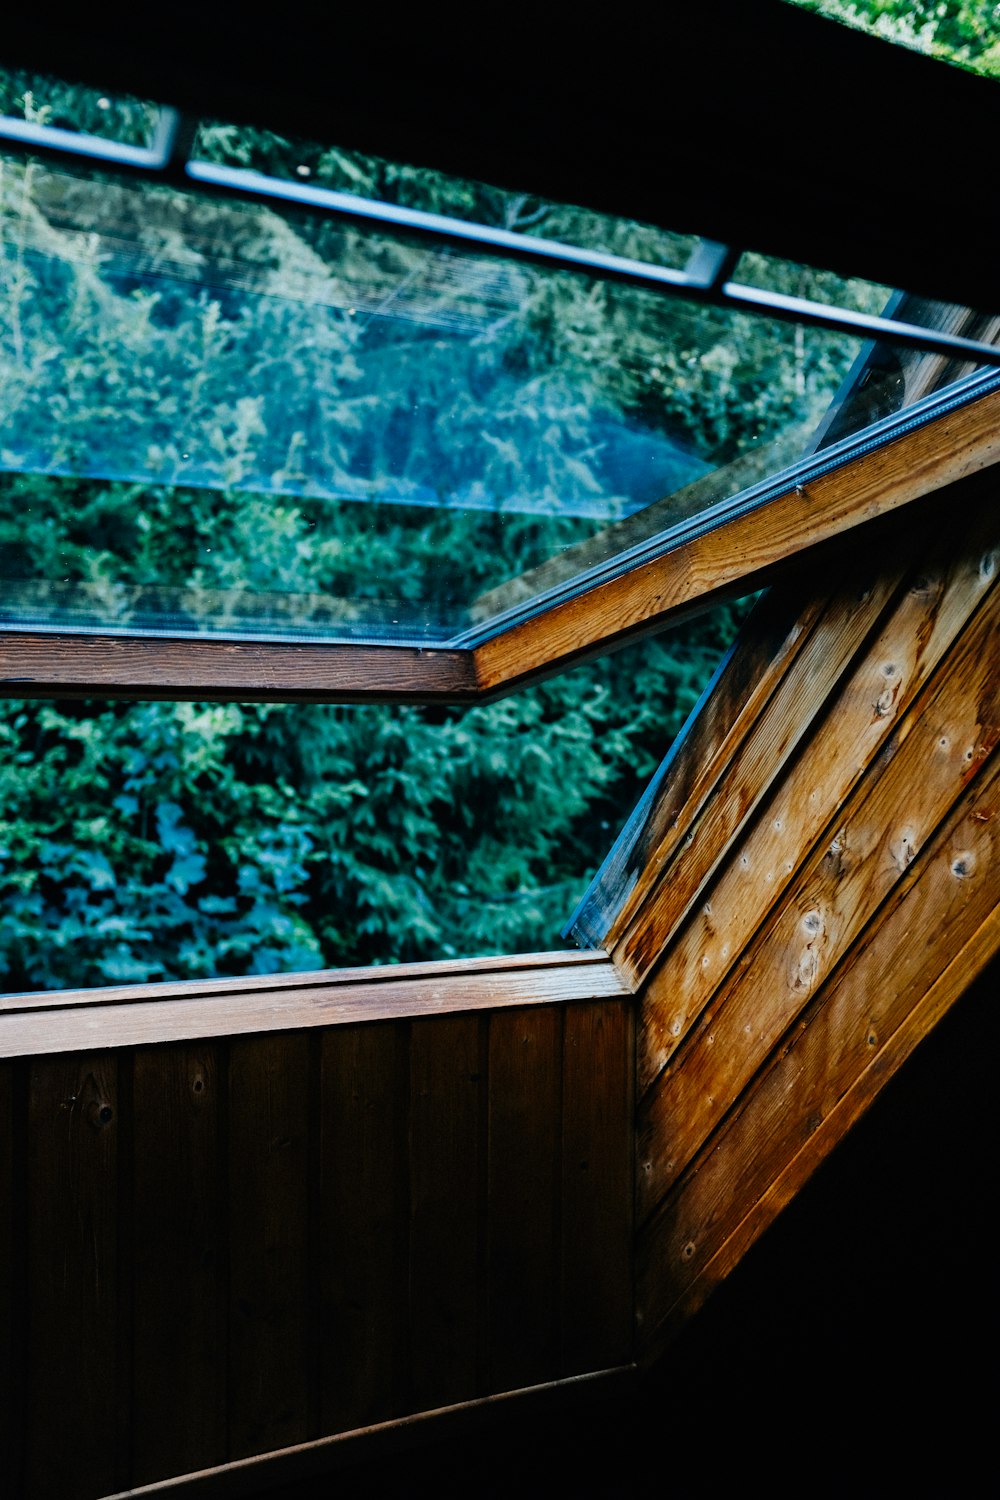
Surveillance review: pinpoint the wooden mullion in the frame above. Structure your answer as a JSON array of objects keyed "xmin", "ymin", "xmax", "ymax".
[{"xmin": 0, "ymin": 634, "xmax": 477, "ymax": 703}]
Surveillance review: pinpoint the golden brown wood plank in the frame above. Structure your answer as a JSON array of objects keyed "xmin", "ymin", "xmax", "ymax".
[
  {"xmin": 473, "ymin": 384, "xmax": 1000, "ymax": 692},
  {"xmin": 617, "ymin": 557, "xmax": 912, "ymax": 986},
  {"xmin": 561, "ymin": 1000, "xmax": 633, "ymax": 1375},
  {"xmin": 637, "ymin": 510, "xmax": 999, "ymax": 1092},
  {"xmin": 637, "ymin": 753, "xmax": 1000, "ymax": 1352},
  {"xmin": 227, "ymin": 1033, "xmax": 312, "ymax": 1460},
  {"xmin": 486, "ymin": 1007, "xmax": 561, "ymax": 1392},
  {"xmin": 26, "ymin": 1053, "xmax": 121, "ymax": 1500},
  {"xmin": 0, "ymin": 634, "xmax": 477, "ymax": 703},
  {"xmin": 318, "ymin": 1022, "xmax": 408, "ymax": 1434},
  {"xmin": 568, "ymin": 584, "xmax": 826, "ymax": 948},
  {"xmin": 131, "ymin": 1045, "xmax": 226, "ymax": 1486},
  {"xmin": 408, "ymin": 1013, "xmax": 486, "ymax": 1410},
  {"xmin": 637, "ymin": 578, "xmax": 1000, "ymax": 1221},
  {"xmin": 0, "ymin": 953, "xmax": 630, "ymax": 1058}
]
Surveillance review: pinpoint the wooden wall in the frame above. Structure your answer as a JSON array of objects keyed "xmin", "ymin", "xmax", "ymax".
[
  {"xmin": 569, "ymin": 475, "xmax": 1000, "ymax": 1362},
  {"xmin": 0, "ymin": 999, "xmax": 632, "ymax": 1500}
]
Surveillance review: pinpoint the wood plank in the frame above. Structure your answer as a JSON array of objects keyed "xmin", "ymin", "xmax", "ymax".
[
  {"xmin": 568, "ymin": 584, "xmax": 827, "ymax": 948},
  {"xmin": 637, "ymin": 508, "xmax": 999, "ymax": 1092},
  {"xmin": 616, "ymin": 554, "xmax": 912, "ymax": 985},
  {"xmin": 473, "ymin": 384, "xmax": 1000, "ymax": 692},
  {"xmin": 227, "ymin": 1032, "xmax": 312, "ymax": 1460},
  {"xmin": 637, "ymin": 752, "xmax": 1000, "ymax": 1351},
  {"xmin": 0, "ymin": 953, "xmax": 630, "ymax": 1059},
  {"xmin": 0, "ymin": 1060, "xmax": 19, "ymax": 1497},
  {"xmin": 408, "ymin": 1013, "xmax": 486, "ymax": 1410},
  {"xmin": 25, "ymin": 1052, "xmax": 121, "ymax": 1500},
  {"xmin": 0, "ymin": 634, "xmax": 477, "ymax": 703},
  {"xmin": 131, "ymin": 1044, "xmax": 227, "ymax": 1486},
  {"xmin": 637, "ymin": 577, "xmax": 1000, "ymax": 1221},
  {"xmin": 318, "ymin": 1021, "xmax": 408, "ymax": 1435},
  {"xmin": 486, "ymin": 1006, "xmax": 561, "ymax": 1392},
  {"xmin": 561, "ymin": 1000, "xmax": 633, "ymax": 1375}
]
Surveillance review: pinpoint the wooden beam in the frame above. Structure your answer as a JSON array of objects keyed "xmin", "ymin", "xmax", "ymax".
[
  {"xmin": 0, "ymin": 634, "xmax": 478, "ymax": 703},
  {"xmin": 473, "ymin": 382, "xmax": 1000, "ymax": 694},
  {"xmin": 0, "ymin": 951, "xmax": 631, "ymax": 1057}
]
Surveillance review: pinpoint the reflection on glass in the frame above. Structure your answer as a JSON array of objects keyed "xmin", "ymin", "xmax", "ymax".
[{"xmin": 0, "ymin": 149, "xmax": 978, "ymax": 644}]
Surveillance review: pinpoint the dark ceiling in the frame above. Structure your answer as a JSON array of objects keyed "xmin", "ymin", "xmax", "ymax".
[{"xmin": 2, "ymin": 2, "xmax": 997, "ymax": 312}]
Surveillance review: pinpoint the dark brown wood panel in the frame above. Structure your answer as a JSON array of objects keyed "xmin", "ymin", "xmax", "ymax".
[
  {"xmin": 408, "ymin": 1013, "xmax": 487, "ymax": 1410},
  {"xmin": 561, "ymin": 1001, "xmax": 633, "ymax": 1375},
  {"xmin": 486, "ymin": 1006, "xmax": 561, "ymax": 1392},
  {"xmin": 0, "ymin": 634, "xmax": 477, "ymax": 703},
  {"xmin": 25, "ymin": 1053, "xmax": 121, "ymax": 1500},
  {"xmin": 131, "ymin": 1044, "xmax": 227, "ymax": 1485},
  {"xmin": 318, "ymin": 1022, "xmax": 409, "ymax": 1434},
  {"xmin": 638, "ymin": 750, "xmax": 1000, "ymax": 1348},
  {"xmin": 0, "ymin": 1061, "xmax": 18, "ymax": 1495},
  {"xmin": 227, "ymin": 1032, "xmax": 312, "ymax": 1460}
]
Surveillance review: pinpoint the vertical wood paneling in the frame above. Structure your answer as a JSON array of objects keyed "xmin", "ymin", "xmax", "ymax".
[
  {"xmin": 409, "ymin": 1013, "xmax": 486, "ymax": 1409},
  {"xmin": 26, "ymin": 1053, "xmax": 120, "ymax": 1500},
  {"xmin": 131, "ymin": 1043, "xmax": 226, "ymax": 1485},
  {"xmin": 0, "ymin": 1061, "xmax": 18, "ymax": 1494},
  {"xmin": 486, "ymin": 1007, "xmax": 561, "ymax": 1392},
  {"xmin": 561, "ymin": 1001, "xmax": 633, "ymax": 1375},
  {"xmin": 319, "ymin": 1022, "xmax": 408, "ymax": 1434},
  {"xmin": 228, "ymin": 1032, "xmax": 311, "ymax": 1460}
]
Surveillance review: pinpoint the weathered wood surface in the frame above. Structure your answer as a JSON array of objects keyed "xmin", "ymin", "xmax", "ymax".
[
  {"xmin": 0, "ymin": 950, "xmax": 630, "ymax": 1057},
  {"xmin": 0, "ymin": 634, "xmax": 478, "ymax": 702},
  {"xmin": 6, "ymin": 998, "xmax": 633, "ymax": 1499},
  {"xmin": 635, "ymin": 506, "xmax": 999, "ymax": 1093},
  {"xmin": 637, "ymin": 570, "xmax": 1000, "ymax": 1220},
  {"xmin": 630, "ymin": 476, "xmax": 1000, "ymax": 1363},
  {"xmin": 638, "ymin": 752, "xmax": 1000, "ymax": 1347},
  {"xmin": 473, "ymin": 381, "xmax": 1000, "ymax": 692}
]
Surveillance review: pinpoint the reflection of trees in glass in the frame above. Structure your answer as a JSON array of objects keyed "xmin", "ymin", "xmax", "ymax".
[
  {"xmin": 788, "ymin": 1, "xmax": 1000, "ymax": 79},
  {"xmin": 0, "ymin": 71, "xmax": 845, "ymax": 986}
]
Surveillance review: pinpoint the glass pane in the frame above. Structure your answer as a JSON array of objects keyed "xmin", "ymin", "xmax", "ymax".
[
  {"xmin": 0, "ymin": 150, "xmax": 989, "ymax": 645},
  {"xmin": 190, "ymin": 117, "xmax": 698, "ymax": 270},
  {"xmin": 734, "ymin": 250, "xmax": 895, "ymax": 315},
  {"xmin": 0, "ymin": 598, "xmax": 751, "ymax": 990},
  {"xmin": 0, "ymin": 68, "xmax": 160, "ymax": 148}
]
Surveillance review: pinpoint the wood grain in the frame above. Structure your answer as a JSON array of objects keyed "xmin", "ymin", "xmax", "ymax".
[
  {"xmin": 486, "ymin": 1006, "xmax": 561, "ymax": 1392},
  {"xmin": 637, "ymin": 576, "xmax": 1000, "ymax": 1220},
  {"xmin": 0, "ymin": 634, "xmax": 477, "ymax": 703},
  {"xmin": 0, "ymin": 952, "xmax": 630, "ymax": 1058},
  {"xmin": 318, "ymin": 1022, "xmax": 409, "ymax": 1434},
  {"xmin": 408, "ymin": 1014, "xmax": 486, "ymax": 1409},
  {"xmin": 560, "ymin": 1001, "xmax": 633, "ymax": 1375},
  {"xmin": 637, "ymin": 751, "xmax": 1000, "ymax": 1351},
  {"xmin": 227, "ymin": 1033, "xmax": 312, "ymax": 1460},
  {"xmin": 636, "ymin": 510, "xmax": 999, "ymax": 1091},
  {"xmin": 474, "ymin": 383, "xmax": 1000, "ymax": 692},
  {"xmin": 26, "ymin": 1053, "xmax": 121, "ymax": 1500},
  {"xmin": 131, "ymin": 1045, "xmax": 227, "ymax": 1486}
]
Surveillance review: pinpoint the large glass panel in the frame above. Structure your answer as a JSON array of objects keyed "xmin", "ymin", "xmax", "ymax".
[
  {"xmin": 0, "ymin": 68, "xmax": 160, "ymax": 148},
  {"xmin": 0, "ymin": 597, "xmax": 751, "ymax": 990}
]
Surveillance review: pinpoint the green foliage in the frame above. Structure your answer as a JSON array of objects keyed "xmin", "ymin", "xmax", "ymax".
[
  {"xmin": 0, "ymin": 69, "xmax": 862, "ymax": 991},
  {"xmin": 788, "ymin": 1, "xmax": 1000, "ymax": 78}
]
